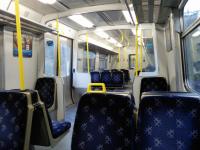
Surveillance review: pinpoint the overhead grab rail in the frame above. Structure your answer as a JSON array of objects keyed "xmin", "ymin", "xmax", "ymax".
[
  {"xmin": 56, "ymin": 18, "xmax": 61, "ymax": 77},
  {"xmin": 15, "ymin": 0, "xmax": 25, "ymax": 90}
]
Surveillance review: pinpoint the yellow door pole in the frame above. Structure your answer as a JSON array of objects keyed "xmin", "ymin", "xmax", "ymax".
[
  {"xmin": 140, "ymin": 30, "xmax": 143, "ymax": 72},
  {"xmin": 15, "ymin": 0, "xmax": 25, "ymax": 90},
  {"xmin": 56, "ymin": 18, "xmax": 61, "ymax": 77},
  {"xmin": 135, "ymin": 24, "xmax": 139, "ymax": 77},
  {"xmin": 86, "ymin": 33, "xmax": 90, "ymax": 73}
]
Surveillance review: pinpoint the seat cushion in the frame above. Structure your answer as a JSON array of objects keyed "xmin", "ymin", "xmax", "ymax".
[
  {"xmin": 136, "ymin": 92, "xmax": 200, "ymax": 150},
  {"xmin": 51, "ymin": 120, "xmax": 71, "ymax": 138},
  {"xmin": 0, "ymin": 92, "xmax": 28, "ymax": 150},
  {"xmin": 72, "ymin": 93, "xmax": 135, "ymax": 150},
  {"xmin": 111, "ymin": 71, "xmax": 124, "ymax": 87}
]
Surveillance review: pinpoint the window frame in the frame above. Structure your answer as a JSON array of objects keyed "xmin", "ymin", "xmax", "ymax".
[{"xmin": 181, "ymin": 1, "xmax": 200, "ymax": 94}]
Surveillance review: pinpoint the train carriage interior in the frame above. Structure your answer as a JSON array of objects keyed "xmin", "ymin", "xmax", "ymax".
[{"xmin": 0, "ymin": 0, "xmax": 200, "ymax": 150}]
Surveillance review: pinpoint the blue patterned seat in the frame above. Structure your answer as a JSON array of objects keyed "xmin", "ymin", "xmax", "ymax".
[
  {"xmin": 136, "ymin": 92, "xmax": 200, "ymax": 150},
  {"xmin": 111, "ymin": 71, "xmax": 124, "ymax": 87},
  {"xmin": 51, "ymin": 120, "xmax": 71, "ymax": 138},
  {"xmin": 34, "ymin": 78, "xmax": 71, "ymax": 139},
  {"xmin": 35, "ymin": 77, "xmax": 55, "ymax": 109},
  {"xmin": 101, "ymin": 71, "xmax": 112, "ymax": 87},
  {"xmin": 90, "ymin": 71, "xmax": 101, "ymax": 83},
  {"xmin": 121, "ymin": 69, "xmax": 130, "ymax": 82},
  {"xmin": 0, "ymin": 91, "xmax": 28, "ymax": 150},
  {"xmin": 140, "ymin": 77, "xmax": 169, "ymax": 99},
  {"xmin": 72, "ymin": 93, "xmax": 135, "ymax": 150}
]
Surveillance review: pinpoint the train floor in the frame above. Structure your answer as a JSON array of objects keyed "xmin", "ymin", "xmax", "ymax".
[{"xmin": 34, "ymin": 104, "xmax": 78, "ymax": 150}]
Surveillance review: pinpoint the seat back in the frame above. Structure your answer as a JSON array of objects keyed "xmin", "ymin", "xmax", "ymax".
[
  {"xmin": 72, "ymin": 93, "xmax": 135, "ymax": 150},
  {"xmin": 121, "ymin": 69, "xmax": 130, "ymax": 82},
  {"xmin": 90, "ymin": 71, "xmax": 101, "ymax": 83},
  {"xmin": 35, "ymin": 77, "xmax": 55, "ymax": 109},
  {"xmin": 0, "ymin": 91, "xmax": 28, "ymax": 150},
  {"xmin": 140, "ymin": 77, "xmax": 168, "ymax": 97},
  {"xmin": 136, "ymin": 92, "xmax": 200, "ymax": 149},
  {"xmin": 111, "ymin": 71, "xmax": 124, "ymax": 87},
  {"xmin": 101, "ymin": 71, "xmax": 112, "ymax": 87}
]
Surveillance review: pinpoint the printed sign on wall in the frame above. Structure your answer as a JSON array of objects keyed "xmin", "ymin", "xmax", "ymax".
[{"xmin": 13, "ymin": 32, "xmax": 33, "ymax": 58}]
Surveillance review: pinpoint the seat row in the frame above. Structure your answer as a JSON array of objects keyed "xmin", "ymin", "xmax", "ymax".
[
  {"xmin": 90, "ymin": 69, "xmax": 130, "ymax": 88},
  {"xmin": 0, "ymin": 78, "xmax": 71, "ymax": 150},
  {"xmin": 71, "ymin": 90, "xmax": 200, "ymax": 150}
]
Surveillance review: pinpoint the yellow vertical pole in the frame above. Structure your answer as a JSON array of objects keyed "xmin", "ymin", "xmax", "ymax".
[
  {"xmin": 15, "ymin": 0, "xmax": 25, "ymax": 90},
  {"xmin": 56, "ymin": 18, "xmax": 61, "ymax": 77},
  {"xmin": 140, "ymin": 30, "xmax": 143, "ymax": 72},
  {"xmin": 86, "ymin": 33, "xmax": 90, "ymax": 73},
  {"xmin": 135, "ymin": 24, "xmax": 139, "ymax": 76}
]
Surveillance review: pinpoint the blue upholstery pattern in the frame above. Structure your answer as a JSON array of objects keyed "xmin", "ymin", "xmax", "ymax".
[
  {"xmin": 51, "ymin": 120, "xmax": 71, "ymax": 138},
  {"xmin": 35, "ymin": 77, "xmax": 55, "ymax": 108},
  {"xmin": 121, "ymin": 69, "xmax": 130, "ymax": 82},
  {"xmin": 140, "ymin": 77, "xmax": 169, "ymax": 98},
  {"xmin": 112, "ymin": 71, "xmax": 124, "ymax": 87},
  {"xmin": 0, "ymin": 91, "xmax": 28, "ymax": 150},
  {"xmin": 101, "ymin": 71, "xmax": 112, "ymax": 87},
  {"xmin": 136, "ymin": 92, "xmax": 200, "ymax": 150},
  {"xmin": 72, "ymin": 93, "xmax": 135, "ymax": 150},
  {"xmin": 90, "ymin": 72, "xmax": 101, "ymax": 83}
]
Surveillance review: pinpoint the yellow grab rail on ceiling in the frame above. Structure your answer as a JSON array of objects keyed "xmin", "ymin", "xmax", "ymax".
[
  {"xmin": 87, "ymin": 83, "xmax": 106, "ymax": 94},
  {"xmin": 86, "ymin": 33, "xmax": 90, "ymax": 73},
  {"xmin": 15, "ymin": 0, "xmax": 25, "ymax": 90},
  {"xmin": 56, "ymin": 18, "xmax": 61, "ymax": 77},
  {"xmin": 135, "ymin": 24, "xmax": 139, "ymax": 77},
  {"xmin": 140, "ymin": 30, "xmax": 143, "ymax": 72}
]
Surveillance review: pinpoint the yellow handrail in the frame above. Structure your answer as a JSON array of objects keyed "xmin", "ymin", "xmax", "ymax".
[
  {"xmin": 56, "ymin": 18, "xmax": 61, "ymax": 77},
  {"xmin": 87, "ymin": 83, "xmax": 106, "ymax": 94},
  {"xmin": 140, "ymin": 30, "xmax": 143, "ymax": 72},
  {"xmin": 86, "ymin": 33, "xmax": 90, "ymax": 73},
  {"xmin": 15, "ymin": 0, "xmax": 25, "ymax": 90},
  {"xmin": 135, "ymin": 24, "xmax": 139, "ymax": 77}
]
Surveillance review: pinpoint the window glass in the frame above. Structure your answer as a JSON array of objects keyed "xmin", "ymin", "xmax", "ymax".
[
  {"xmin": 99, "ymin": 53, "xmax": 108, "ymax": 71},
  {"xmin": 77, "ymin": 43, "xmax": 96, "ymax": 72},
  {"xmin": 142, "ymin": 38, "xmax": 156, "ymax": 72},
  {"xmin": 184, "ymin": 0, "xmax": 200, "ymax": 29},
  {"xmin": 45, "ymin": 39, "xmax": 55, "ymax": 76},
  {"xmin": 184, "ymin": 26, "xmax": 200, "ymax": 93},
  {"xmin": 60, "ymin": 38, "xmax": 72, "ymax": 77}
]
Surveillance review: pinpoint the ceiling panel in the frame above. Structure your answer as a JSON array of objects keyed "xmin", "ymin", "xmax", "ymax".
[{"xmin": 59, "ymin": 0, "xmax": 120, "ymax": 9}]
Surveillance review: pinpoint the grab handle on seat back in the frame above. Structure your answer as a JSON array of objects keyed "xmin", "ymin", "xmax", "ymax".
[{"xmin": 87, "ymin": 83, "xmax": 106, "ymax": 94}]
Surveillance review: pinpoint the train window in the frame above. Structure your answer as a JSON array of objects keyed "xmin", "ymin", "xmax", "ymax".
[
  {"xmin": 184, "ymin": 0, "xmax": 200, "ymax": 29},
  {"xmin": 99, "ymin": 53, "xmax": 108, "ymax": 71},
  {"xmin": 77, "ymin": 43, "xmax": 96, "ymax": 72},
  {"xmin": 184, "ymin": 26, "xmax": 200, "ymax": 93},
  {"xmin": 60, "ymin": 38, "xmax": 72, "ymax": 77},
  {"xmin": 45, "ymin": 39, "xmax": 55, "ymax": 76}
]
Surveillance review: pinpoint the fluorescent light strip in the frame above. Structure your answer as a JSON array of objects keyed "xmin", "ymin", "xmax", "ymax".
[
  {"xmin": 38, "ymin": 0, "xmax": 57, "ymax": 4},
  {"xmin": 68, "ymin": 15, "xmax": 94, "ymax": 28},
  {"xmin": 122, "ymin": 5, "xmax": 138, "ymax": 25}
]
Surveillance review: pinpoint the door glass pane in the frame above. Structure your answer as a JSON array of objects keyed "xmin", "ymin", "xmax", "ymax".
[{"xmin": 45, "ymin": 39, "xmax": 55, "ymax": 76}]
